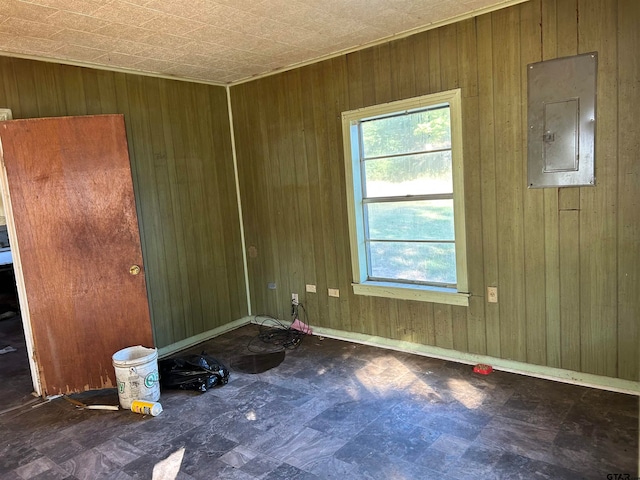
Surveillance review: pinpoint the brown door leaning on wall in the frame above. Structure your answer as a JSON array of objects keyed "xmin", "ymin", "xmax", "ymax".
[{"xmin": 0, "ymin": 114, "xmax": 154, "ymax": 396}]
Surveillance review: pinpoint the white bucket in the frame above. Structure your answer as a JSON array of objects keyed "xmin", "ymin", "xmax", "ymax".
[{"xmin": 112, "ymin": 345, "xmax": 160, "ymax": 409}]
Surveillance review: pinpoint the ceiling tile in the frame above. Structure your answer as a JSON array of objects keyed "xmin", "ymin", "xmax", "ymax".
[
  {"xmin": 93, "ymin": 23, "xmax": 154, "ymax": 43},
  {"xmin": 0, "ymin": 30, "xmax": 61, "ymax": 54},
  {"xmin": 133, "ymin": 56, "xmax": 183, "ymax": 73},
  {"xmin": 189, "ymin": 25, "xmax": 247, "ymax": 48},
  {"xmin": 43, "ymin": 10, "xmax": 112, "ymax": 33},
  {"xmin": 53, "ymin": 43, "xmax": 107, "ymax": 62},
  {"xmin": 139, "ymin": 14, "xmax": 205, "ymax": 37},
  {"xmin": 174, "ymin": 41, "xmax": 230, "ymax": 57},
  {"xmin": 95, "ymin": 51, "xmax": 144, "ymax": 68},
  {"xmin": 0, "ymin": 0, "xmax": 58, "ymax": 22},
  {"xmin": 247, "ymin": 0, "xmax": 314, "ymax": 22},
  {"xmin": 175, "ymin": 51, "xmax": 244, "ymax": 70},
  {"xmin": 123, "ymin": 0, "xmax": 153, "ymax": 5},
  {"xmin": 92, "ymin": 0, "xmax": 159, "ymax": 27},
  {"xmin": 140, "ymin": 32, "xmax": 193, "ymax": 49},
  {"xmin": 50, "ymin": 28, "xmax": 121, "ymax": 51},
  {"xmin": 142, "ymin": 0, "xmax": 218, "ymax": 20},
  {"xmin": 134, "ymin": 44, "xmax": 183, "ymax": 62},
  {"xmin": 1, "ymin": 0, "xmax": 521, "ymax": 84},
  {"xmin": 0, "ymin": 16, "xmax": 63, "ymax": 39},
  {"xmin": 20, "ymin": 0, "xmax": 106, "ymax": 16}
]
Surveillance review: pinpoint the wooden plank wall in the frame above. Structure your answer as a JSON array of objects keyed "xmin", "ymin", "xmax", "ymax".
[
  {"xmin": 231, "ymin": 0, "xmax": 639, "ymax": 381},
  {"xmin": 0, "ymin": 57, "xmax": 247, "ymax": 348}
]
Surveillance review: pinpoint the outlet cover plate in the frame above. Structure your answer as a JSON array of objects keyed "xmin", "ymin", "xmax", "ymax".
[{"xmin": 487, "ymin": 286, "xmax": 498, "ymax": 303}]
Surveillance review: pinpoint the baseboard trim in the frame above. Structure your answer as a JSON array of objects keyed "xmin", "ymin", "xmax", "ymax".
[
  {"xmin": 310, "ymin": 326, "xmax": 640, "ymax": 396},
  {"xmin": 158, "ymin": 317, "xmax": 639, "ymax": 396},
  {"xmin": 157, "ymin": 317, "xmax": 251, "ymax": 358}
]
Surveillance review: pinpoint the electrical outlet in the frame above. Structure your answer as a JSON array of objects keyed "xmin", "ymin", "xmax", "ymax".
[
  {"xmin": 305, "ymin": 284, "xmax": 316, "ymax": 293},
  {"xmin": 487, "ymin": 286, "xmax": 498, "ymax": 303},
  {"xmin": 291, "ymin": 293, "xmax": 298, "ymax": 305},
  {"xmin": 328, "ymin": 288, "xmax": 340, "ymax": 298}
]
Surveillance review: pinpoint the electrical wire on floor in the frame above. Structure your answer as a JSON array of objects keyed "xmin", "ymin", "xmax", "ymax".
[{"xmin": 249, "ymin": 302, "xmax": 311, "ymax": 353}]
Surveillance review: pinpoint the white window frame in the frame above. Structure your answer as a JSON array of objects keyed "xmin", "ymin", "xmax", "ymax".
[{"xmin": 341, "ymin": 89, "xmax": 469, "ymax": 306}]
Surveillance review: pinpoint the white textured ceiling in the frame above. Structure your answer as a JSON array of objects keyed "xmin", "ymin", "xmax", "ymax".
[{"xmin": 0, "ymin": 0, "xmax": 523, "ymax": 85}]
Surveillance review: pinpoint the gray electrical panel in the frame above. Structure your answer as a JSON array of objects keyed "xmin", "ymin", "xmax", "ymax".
[{"xmin": 527, "ymin": 52, "xmax": 597, "ymax": 188}]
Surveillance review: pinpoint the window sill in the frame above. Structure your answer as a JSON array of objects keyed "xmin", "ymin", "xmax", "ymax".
[{"xmin": 352, "ymin": 281, "xmax": 469, "ymax": 306}]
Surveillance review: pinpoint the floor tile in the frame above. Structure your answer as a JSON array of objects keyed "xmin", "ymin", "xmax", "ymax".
[
  {"xmin": 219, "ymin": 445, "xmax": 259, "ymax": 469},
  {"xmin": 420, "ymin": 412, "xmax": 486, "ymax": 441},
  {"xmin": 94, "ymin": 438, "xmax": 146, "ymax": 468},
  {"xmin": 120, "ymin": 454, "xmax": 161, "ymax": 480},
  {"xmin": 355, "ymin": 450, "xmax": 443, "ymax": 480},
  {"xmin": 303, "ymin": 455, "xmax": 360, "ymax": 479},
  {"xmin": 13, "ymin": 456, "xmax": 59, "ymax": 479},
  {"xmin": 417, "ymin": 447, "xmax": 463, "ymax": 474},
  {"xmin": 191, "ymin": 462, "xmax": 254, "ymax": 480},
  {"xmin": 304, "ymin": 399, "xmax": 386, "ymax": 440},
  {"xmin": 262, "ymin": 462, "xmax": 319, "ymax": 480},
  {"xmin": 58, "ymin": 449, "xmax": 120, "ymax": 480},
  {"xmin": 345, "ymin": 415, "xmax": 437, "ymax": 462},
  {"xmin": 1, "ymin": 324, "xmax": 637, "ymax": 480},
  {"xmin": 0, "ymin": 442, "xmax": 43, "ymax": 475},
  {"xmin": 268, "ymin": 427, "xmax": 348, "ymax": 470},
  {"xmin": 34, "ymin": 439, "xmax": 87, "ymax": 464},
  {"xmin": 492, "ymin": 451, "xmax": 584, "ymax": 480},
  {"xmin": 239, "ymin": 454, "xmax": 281, "ymax": 477}
]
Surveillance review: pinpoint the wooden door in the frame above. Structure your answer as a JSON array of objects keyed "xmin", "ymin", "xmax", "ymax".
[{"xmin": 0, "ymin": 114, "xmax": 154, "ymax": 396}]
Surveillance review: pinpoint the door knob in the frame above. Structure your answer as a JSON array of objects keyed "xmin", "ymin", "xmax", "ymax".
[{"xmin": 129, "ymin": 265, "xmax": 141, "ymax": 275}]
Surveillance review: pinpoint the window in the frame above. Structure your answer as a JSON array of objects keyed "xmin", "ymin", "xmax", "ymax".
[{"xmin": 341, "ymin": 89, "xmax": 469, "ymax": 306}]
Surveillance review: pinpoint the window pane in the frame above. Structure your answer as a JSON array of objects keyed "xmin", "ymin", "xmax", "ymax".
[
  {"xmin": 364, "ymin": 151, "xmax": 452, "ymax": 197},
  {"xmin": 369, "ymin": 241, "xmax": 456, "ymax": 285},
  {"xmin": 366, "ymin": 200, "xmax": 454, "ymax": 241},
  {"xmin": 361, "ymin": 107, "xmax": 451, "ymax": 158}
]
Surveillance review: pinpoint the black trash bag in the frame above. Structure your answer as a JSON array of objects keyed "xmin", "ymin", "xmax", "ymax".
[{"xmin": 159, "ymin": 352, "xmax": 229, "ymax": 392}]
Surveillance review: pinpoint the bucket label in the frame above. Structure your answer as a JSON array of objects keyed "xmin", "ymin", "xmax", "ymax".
[
  {"xmin": 144, "ymin": 371, "xmax": 159, "ymax": 388},
  {"xmin": 118, "ymin": 381, "xmax": 125, "ymax": 394}
]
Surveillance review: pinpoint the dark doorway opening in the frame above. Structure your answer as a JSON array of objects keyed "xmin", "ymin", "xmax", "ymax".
[{"xmin": 0, "ymin": 224, "xmax": 33, "ymax": 412}]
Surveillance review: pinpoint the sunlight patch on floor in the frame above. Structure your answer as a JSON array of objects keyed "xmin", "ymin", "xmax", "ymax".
[
  {"xmin": 446, "ymin": 378, "xmax": 485, "ymax": 409},
  {"xmin": 153, "ymin": 447, "xmax": 185, "ymax": 480}
]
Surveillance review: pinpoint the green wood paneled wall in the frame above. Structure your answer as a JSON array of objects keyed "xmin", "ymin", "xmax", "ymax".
[
  {"xmin": 0, "ymin": 57, "xmax": 247, "ymax": 348},
  {"xmin": 231, "ymin": 0, "xmax": 639, "ymax": 381}
]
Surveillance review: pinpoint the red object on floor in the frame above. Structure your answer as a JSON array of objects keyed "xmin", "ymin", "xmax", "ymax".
[{"xmin": 473, "ymin": 364, "xmax": 493, "ymax": 375}]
